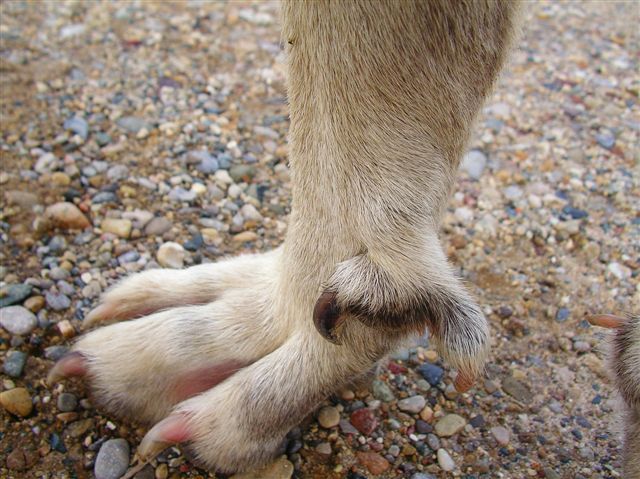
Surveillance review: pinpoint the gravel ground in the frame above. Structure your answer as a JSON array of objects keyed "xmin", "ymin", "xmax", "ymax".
[{"xmin": 1, "ymin": 1, "xmax": 638, "ymax": 478}]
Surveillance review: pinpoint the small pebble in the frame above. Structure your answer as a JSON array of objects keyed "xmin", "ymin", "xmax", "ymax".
[
  {"xmin": 417, "ymin": 363, "xmax": 444, "ymax": 386},
  {"xmin": 157, "ymin": 242, "xmax": 185, "ymax": 268},
  {"xmin": 350, "ymin": 408, "xmax": 378, "ymax": 435},
  {"xmin": 45, "ymin": 291, "xmax": 71, "ymax": 311},
  {"xmin": 94, "ymin": 438, "xmax": 130, "ymax": 479},
  {"xmin": 502, "ymin": 376, "xmax": 533, "ymax": 404},
  {"xmin": 57, "ymin": 319, "xmax": 75, "ymax": 338},
  {"xmin": 44, "ymin": 202, "xmax": 91, "ymax": 230},
  {"xmin": 315, "ymin": 442, "xmax": 332, "ymax": 455},
  {"xmin": 101, "ymin": 218, "xmax": 132, "ymax": 238},
  {"xmin": 24, "ymin": 295, "xmax": 45, "ymax": 313},
  {"xmin": 555, "ymin": 307, "xmax": 570, "ymax": 322},
  {"xmin": 434, "ymin": 414, "xmax": 466, "ymax": 437},
  {"xmin": 461, "ymin": 150, "xmax": 487, "ymax": 179},
  {"xmin": 372, "ymin": 379, "xmax": 395, "ymax": 402},
  {"xmin": 317, "ymin": 406, "xmax": 340, "ymax": 428},
  {"xmin": 397, "ymin": 395, "xmax": 426, "ymax": 414},
  {"xmin": 57, "ymin": 392, "xmax": 78, "ymax": 412},
  {"xmin": 144, "ymin": 217, "xmax": 173, "ymax": 236},
  {"xmin": 0, "ymin": 387, "xmax": 33, "ymax": 417},
  {"xmin": 490, "ymin": 426, "xmax": 510, "ymax": 446},
  {"xmin": 0, "ymin": 306, "xmax": 37, "ymax": 335},
  {"xmin": 356, "ymin": 451, "xmax": 390, "ymax": 475},
  {"xmin": 437, "ymin": 448, "xmax": 455, "ymax": 472},
  {"xmin": 3, "ymin": 350, "xmax": 28, "ymax": 378},
  {"xmin": 0, "ymin": 284, "xmax": 33, "ymax": 308},
  {"xmin": 229, "ymin": 456, "xmax": 293, "ymax": 479}
]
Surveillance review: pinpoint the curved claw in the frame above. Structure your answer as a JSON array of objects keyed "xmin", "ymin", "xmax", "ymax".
[
  {"xmin": 138, "ymin": 414, "xmax": 192, "ymax": 461},
  {"xmin": 83, "ymin": 303, "xmax": 114, "ymax": 329},
  {"xmin": 47, "ymin": 352, "xmax": 88, "ymax": 385},
  {"xmin": 312, "ymin": 291, "xmax": 343, "ymax": 345},
  {"xmin": 454, "ymin": 369, "xmax": 475, "ymax": 393},
  {"xmin": 587, "ymin": 314, "xmax": 626, "ymax": 329}
]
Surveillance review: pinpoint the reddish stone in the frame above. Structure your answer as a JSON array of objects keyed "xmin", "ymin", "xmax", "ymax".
[
  {"xmin": 356, "ymin": 451, "xmax": 390, "ymax": 475},
  {"xmin": 387, "ymin": 361, "xmax": 407, "ymax": 374},
  {"xmin": 350, "ymin": 408, "xmax": 378, "ymax": 435}
]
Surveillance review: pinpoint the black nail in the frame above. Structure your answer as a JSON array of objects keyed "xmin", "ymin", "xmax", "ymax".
[{"xmin": 313, "ymin": 291, "xmax": 343, "ymax": 345}]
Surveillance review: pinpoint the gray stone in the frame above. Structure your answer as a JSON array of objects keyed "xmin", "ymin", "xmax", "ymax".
[
  {"xmin": 189, "ymin": 151, "xmax": 219, "ymax": 174},
  {"xmin": 107, "ymin": 165, "xmax": 129, "ymax": 181},
  {"xmin": 96, "ymin": 132, "xmax": 111, "ymax": 146},
  {"xmin": 45, "ymin": 291, "xmax": 71, "ymax": 311},
  {"xmin": 4, "ymin": 351, "xmax": 28, "ymax": 378},
  {"xmin": 5, "ymin": 190, "xmax": 39, "ymax": 209},
  {"xmin": 573, "ymin": 341, "xmax": 591, "ymax": 353},
  {"xmin": 48, "ymin": 236, "xmax": 68, "ymax": 254},
  {"xmin": 607, "ymin": 262, "xmax": 631, "ymax": 280},
  {"xmin": 122, "ymin": 210, "xmax": 154, "ymax": 229},
  {"xmin": 144, "ymin": 217, "xmax": 172, "ymax": 236},
  {"xmin": 434, "ymin": 414, "xmax": 466, "ymax": 437},
  {"xmin": 490, "ymin": 426, "xmax": 510, "ymax": 446},
  {"xmin": 461, "ymin": 150, "xmax": 487, "ymax": 180},
  {"xmin": 426, "ymin": 433, "xmax": 440, "ymax": 451},
  {"xmin": 57, "ymin": 281, "xmax": 74, "ymax": 297},
  {"xmin": 229, "ymin": 165, "xmax": 256, "ymax": 182},
  {"xmin": 44, "ymin": 345, "xmax": 69, "ymax": 361},
  {"xmin": 315, "ymin": 442, "xmax": 332, "ymax": 455},
  {"xmin": 34, "ymin": 153, "xmax": 60, "ymax": 174},
  {"xmin": 117, "ymin": 116, "xmax": 149, "ymax": 134},
  {"xmin": 168, "ymin": 187, "xmax": 196, "ymax": 202},
  {"xmin": 60, "ymin": 23, "xmax": 86, "ymax": 39},
  {"xmin": 502, "ymin": 376, "xmax": 533, "ymax": 404},
  {"xmin": 595, "ymin": 133, "xmax": 615, "ymax": 150},
  {"xmin": 118, "ymin": 251, "xmax": 141, "ymax": 265},
  {"xmin": 57, "ymin": 393, "xmax": 77, "ymax": 412},
  {"xmin": 415, "ymin": 379, "xmax": 431, "ymax": 392},
  {"xmin": 0, "ymin": 306, "xmax": 37, "ymax": 335},
  {"xmin": 503, "ymin": 185, "xmax": 523, "ymax": 200},
  {"xmin": 240, "ymin": 204, "xmax": 263, "ymax": 221},
  {"xmin": 397, "ymin": 395, "xmax": 426, "ymax": 414},
  {"xmin": 92, "ymin": 161, "xmax": 109, "ymax": 173},
  {"xmin": 133, "ymin": 465, "xmax": 155, "ymax": 479},
  {"xmin": 63, "ymin": 116, "xmax": 89, "ymax": 140},
  {"xmin": 92, "ymin": 192, "xmax": 118, "ymax": 204},
  {"xmin": 49, "ymin": 267, "xmax": 70, "ymax": 281},
  {"xmin": 372, "ymin": 380, "xmax": 395, "ymax": 402},
  {"xmin": 94, "ymin": 438, "xmax": 130, "ymax": 479},
  {"xmin": 437, "ymin": 448, "xmax": 455, "ymax": 472},
  {"xmin": 0, "ymin": 284, "xmax": 33, "ymax": 307}
]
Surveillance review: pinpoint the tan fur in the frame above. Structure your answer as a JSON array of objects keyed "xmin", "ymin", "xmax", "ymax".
[
  {"xmin": 605, "ymin": 315, "xmax": 640, "ymax": 478},
  {"xmin": 65, "ymin": 1, "xmax": 523, "ymax": 472}
]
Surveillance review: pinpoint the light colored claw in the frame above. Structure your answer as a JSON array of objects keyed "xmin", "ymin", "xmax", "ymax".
[
  {"xmin": 83, "ymin": 303, "xmax": 114, "ymax": 329},
  {"xmin": 47, "ymin": 352, "xmax": 88, "ymax": 385},
  {"xmin": 138, "ymin": 414, "xmax": 192, "ymax": 461}
]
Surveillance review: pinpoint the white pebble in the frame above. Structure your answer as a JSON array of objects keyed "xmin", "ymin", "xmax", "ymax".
[
  {"xmin": 437, "ymin": 448, "xmax": 455, "ymax": 471},
  {"xmin": 157, "ymin": 242, "xmax": 185, "ymax": 269}
]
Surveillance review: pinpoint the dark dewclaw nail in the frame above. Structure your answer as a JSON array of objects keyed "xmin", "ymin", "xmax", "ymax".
[{"xmin": 313, "ymin": 291, "xmax": 343, "ymax": 345}]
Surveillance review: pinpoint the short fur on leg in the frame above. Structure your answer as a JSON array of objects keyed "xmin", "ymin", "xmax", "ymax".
[
  {"xmin": 589, "ymin": 314, "xmax": 640, "ymax": 478},
  {"xmin": 51, "ymin": 1, "xmax": 523, "ymax": 473}
]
